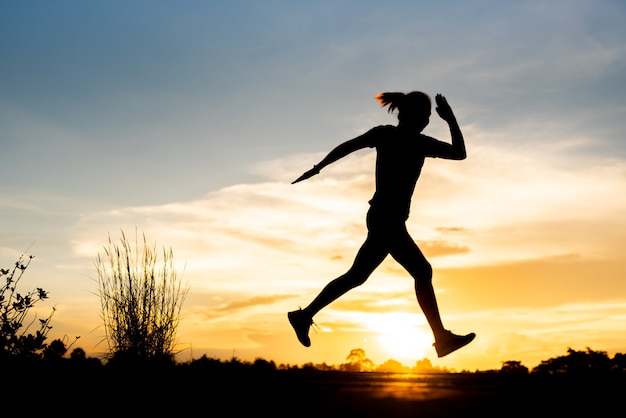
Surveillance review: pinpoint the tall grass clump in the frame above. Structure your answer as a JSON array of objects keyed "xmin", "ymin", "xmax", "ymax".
[{"xmin": 95, "ymin": 230, "xmax": 188, "ymax": 364}]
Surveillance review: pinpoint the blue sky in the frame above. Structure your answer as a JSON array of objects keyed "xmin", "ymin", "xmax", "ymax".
[
  {"xmin": 2, "ymin": 1, "xmax": 626, "ymax": 369},
  {"xmin": 4, "ymin": 0, "xmax": 624, "ymax": 205}
]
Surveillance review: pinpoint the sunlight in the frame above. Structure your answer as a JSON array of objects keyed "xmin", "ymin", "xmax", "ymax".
[{"xmin": 368, "ymin": 312, "xmax": 431, "ymax": 362}]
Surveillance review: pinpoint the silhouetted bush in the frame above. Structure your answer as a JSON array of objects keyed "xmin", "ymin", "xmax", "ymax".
[
  {"xmin": 0, "ymin": 253, "xmax": 71, "ymax": 363},
  {"xmin": 95, "ymin": 230, "xmax": 188, "ymax": 362}
]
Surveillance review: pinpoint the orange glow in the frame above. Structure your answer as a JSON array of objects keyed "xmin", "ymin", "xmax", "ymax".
[
  {"xmin": 49, "ymin": 144, "xmax": 626, "ymax": 371},
  {"xmin": 373, "ymin": 314, "xmax": 432, "ymax": 362}
]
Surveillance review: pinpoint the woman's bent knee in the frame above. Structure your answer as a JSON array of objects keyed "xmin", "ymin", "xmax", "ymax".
[{"xmin": 412, "ymin": 262, "xmax": 433, "ymax": 283}]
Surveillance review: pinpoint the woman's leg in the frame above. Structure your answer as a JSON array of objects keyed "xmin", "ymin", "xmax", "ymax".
[
  {"xmin": 390, "ymin": 229, "xmax": 475, "ymax": 357},
  {"xmin": 303, "ymin": 235, "xmax": 388, "ymax": 317},
  {"xmin": 289, "ymin": 234, "xmax": 387, "ymax": 347},
  {"xmin": 389, "ymin": 231, "xmax": 446, "ymax": 338}
]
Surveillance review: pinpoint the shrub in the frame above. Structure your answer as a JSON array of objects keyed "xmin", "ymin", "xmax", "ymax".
[
  {"xmin": 0, "ymin": 253, "xmax": 54, "ymax": 360},
  {"xmin": 95, "ymin": 230, "xmax": 188, "ymax": 364}
]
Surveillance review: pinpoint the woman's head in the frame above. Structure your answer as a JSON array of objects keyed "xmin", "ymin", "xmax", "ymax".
[{"xmin": 375, "ymin": 91, "xmax": 431, "ymax": 131}]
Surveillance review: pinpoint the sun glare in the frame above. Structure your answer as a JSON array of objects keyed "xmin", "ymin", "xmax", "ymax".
[{"xmin": 369, "ymin": 313, "xmax": 432, "ymax": 363}]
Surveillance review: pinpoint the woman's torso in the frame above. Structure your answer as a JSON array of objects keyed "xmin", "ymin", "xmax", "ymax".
[{"xmin": 366, "ymin": 125, "xmax": 431, "ymax": 219}]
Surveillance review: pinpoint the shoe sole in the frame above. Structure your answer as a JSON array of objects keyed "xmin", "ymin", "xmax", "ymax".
[{"xmin": 435, "ymin": 333, "xmax": 476, "ymax": 358}]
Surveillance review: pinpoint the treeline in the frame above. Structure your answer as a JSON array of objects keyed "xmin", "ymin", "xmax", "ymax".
[{"xmin": 3, "ymin": 345, "xmax": 626, "ymax": 379}]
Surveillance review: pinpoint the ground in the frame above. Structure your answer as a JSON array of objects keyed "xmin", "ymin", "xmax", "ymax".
[{"xmin": 10, "ymin": 366, "xmax": 622, "ymax": 417}]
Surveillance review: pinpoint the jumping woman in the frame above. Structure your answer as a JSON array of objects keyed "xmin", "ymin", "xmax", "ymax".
[{"xmin": 288, "ymin": 91, "xmax": 475, "ymax": 358}]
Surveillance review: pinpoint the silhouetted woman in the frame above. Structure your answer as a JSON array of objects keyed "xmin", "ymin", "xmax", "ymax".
[{"xmin": 289, "ymin": 92, "xmax": 475, "ymax": 358}]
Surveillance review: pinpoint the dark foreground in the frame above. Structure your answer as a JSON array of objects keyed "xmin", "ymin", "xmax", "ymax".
[{"xmin": 6, "ymin": 364, "xmax": 625, "ymax": 417}]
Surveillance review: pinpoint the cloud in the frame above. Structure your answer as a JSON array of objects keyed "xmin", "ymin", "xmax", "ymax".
[
  {"xmin": 70, "ymin": 130, "xmax": 626, "ymax": 283},
  {"xmin": 196, "ymin": 294, "xmax": 297, "ymax": 320}
]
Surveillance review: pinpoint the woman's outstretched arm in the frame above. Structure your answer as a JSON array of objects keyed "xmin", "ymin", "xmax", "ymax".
[{"xmin": 292, "ymin": 135, "xmax": 372, "ymax": 184}]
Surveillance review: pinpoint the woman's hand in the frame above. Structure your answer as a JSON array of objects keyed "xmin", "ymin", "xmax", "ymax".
[
  {"xmin": 435, "ymin": 94, "xmax": 456, "ymax": 122},
  {"xmin": 292, "ymin": 165, "xmax": 320, "ymax": 184}
]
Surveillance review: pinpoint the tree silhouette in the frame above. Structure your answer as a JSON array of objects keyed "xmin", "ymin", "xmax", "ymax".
[
  {"xmin": 341, "ymin": 348, "xmax": 374, "ymax": 372},
  {"xmin": 376, "ymin": 358, "xmax": 409, "ymax": 373},
  {"xmin": 411, "ymin": 358, "xmax": 450, "ymax": 374},
  {"xmin": 500, "ymin": 360, "xmax": 529, "ymax": 375},
  {"xmin": 611, "ymin": 352, "xmax": 626, "ymax": 373},
  {"xmin": 532, "ymin": 347, "xmax": 612, "ymax": 375}
]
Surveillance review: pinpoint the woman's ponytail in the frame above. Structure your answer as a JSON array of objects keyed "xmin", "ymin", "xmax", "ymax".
[
  {"xmin": 375, "ymin": 91, "xmax": 431, "ymax": 119},
  {"xmin": 375, "ymin": 92, "xmax": 406, "ymax": 113}
]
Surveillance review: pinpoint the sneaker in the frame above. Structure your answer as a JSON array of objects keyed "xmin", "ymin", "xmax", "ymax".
[
  {"xmin": 288, "ymin": 309, "xmax": 313, "ymax": 347},
  {"xmin": 433, "ymin": 330, "xmax": 476, "ymax": 358}
]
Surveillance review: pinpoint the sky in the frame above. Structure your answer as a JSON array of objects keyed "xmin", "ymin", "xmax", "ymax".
[{"xmin": 1, "ymin": 0, "xmax": 626, "ymax": 371}]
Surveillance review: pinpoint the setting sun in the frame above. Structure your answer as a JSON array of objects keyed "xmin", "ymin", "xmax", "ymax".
[{"xmin": 368, "ymin": 312, "xmax": 432, "ymax": 363}]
